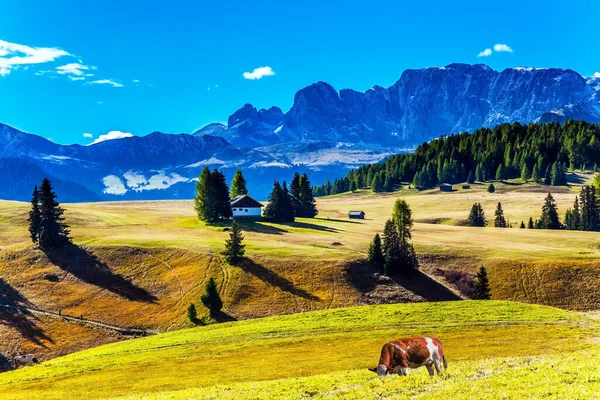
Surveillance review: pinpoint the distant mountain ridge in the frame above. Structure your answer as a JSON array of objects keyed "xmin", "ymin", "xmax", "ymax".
[
  {"xmin": 196, "ymin": 63, "xmax": 600, "ymax": 147},
  {"xmin": 1, "ymin": 63, "xmax": 599, "ymax": 202}
]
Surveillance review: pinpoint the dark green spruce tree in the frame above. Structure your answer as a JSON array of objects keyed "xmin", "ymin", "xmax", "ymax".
[
  {"xmin": 195, "ymin": 166, "xmax": 217, "ymax": 222},
  {"xmin": 467, "ymin": 203, "xmax": 486, "ymax": 227},
  {"xmin": 367, "ymin": 233, "xmax": 385, "ymax": 271},
  {"xmin": 528, "ymin": 217, "xmax": 535, "ymax": 229},
  {"xmin": 494, "ymin": 202, "xmax": 507, "ymax": 228},
  {"xmin": 212, "ymin": 169, "xmax": 233, "ymax": 220},
  {"xmin": 224, "ymin": 220, "xmax": 245, "ymax": 265},
  {"xmin": 538, "ymin": 193, "xmax": 562, "ymax": 229},
  {"xmin": 187, "ymin": 303, "xmax": 198, "ymax": 324},
  {"xmin": 38, "ymin": 178, "xmax": 70, "ymax": 249},
  {"xmin": 230, "ymin": 169, "xmax": 248, "ymax": 198},
  {"xmin": 201, "ymin": 277, "xmax": 223, "ymax": 319},
  {"xmin": 472, "ymin": 266, "xmax": 491, "ymax": 300},
  {"xmin": 28, "ymin": 185, "xmax": 42, "ymax": 244}
]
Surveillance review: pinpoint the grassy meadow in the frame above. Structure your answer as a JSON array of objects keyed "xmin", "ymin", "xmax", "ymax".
[
  {"xmin": 1, "ymin": 176, "xmax": 600, "ymax": 361},
  {"xmin": 0, "ymin": 301, "xmax": 598, "ymax": 399}
]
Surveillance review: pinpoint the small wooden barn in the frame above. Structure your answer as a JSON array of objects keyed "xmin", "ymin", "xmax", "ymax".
[
  {"xmin": 439, "ymin": 183, "xmax": 453, "ymax": 192},
  {"xmin": 348, "ymin": 211, "xmax": 365, "ymax": 219},
  {"xmin": 462, "ymin": 184, "xmax": 471, "ymax": 189},
  {"xmin": 230, "ymin": 194, "xmax": 263, "ymax": 218}
]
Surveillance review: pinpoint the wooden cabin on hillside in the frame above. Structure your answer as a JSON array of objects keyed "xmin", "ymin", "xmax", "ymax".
[{"xmin": 230, "ymin": 195, "xmax": 263, "ymax": 218}]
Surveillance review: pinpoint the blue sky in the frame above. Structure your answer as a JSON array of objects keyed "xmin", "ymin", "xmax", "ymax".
[{"xmin": 0, "ymin": 0, "xmax": 598, "ymax": 144}]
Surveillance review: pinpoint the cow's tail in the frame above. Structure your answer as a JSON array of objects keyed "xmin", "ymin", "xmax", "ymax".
[{"xmin": 434, "ymin": 337, "xmax": 448, "ymax": 370}]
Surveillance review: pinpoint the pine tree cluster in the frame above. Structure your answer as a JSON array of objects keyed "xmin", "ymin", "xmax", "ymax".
[
  {"xmin": 565, "ymin": 186, "xmax": 600, "ymax": 231},
  {"xmin": 290, "ymin": 173, "xmax": 318, "ymax": 218},
  {"xmin": 368, "ymin": 199, "xmax": 419, "ymax": 276},
  {"xmin": 28, "ymin": 179, "xmax": 71, "ymax": 249},
  {"xmin": 314, "ymin": 120, "xmax": 600, "ymax": 195},
  {"xmin": 467, "ymin": 203, "xmax": 486, "ymax": 227},
  {"xmin": 263, "ymin": 181, "xmax": 295, "ymax": 222},
  {"xmin": 194, "ymin": 167, "xmax": 233, "ymax": 223}
]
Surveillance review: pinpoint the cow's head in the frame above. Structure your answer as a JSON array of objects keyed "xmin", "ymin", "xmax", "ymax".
[{"xmin": 369, "ymin": 343, "xmax": 400, "ymax": 377}]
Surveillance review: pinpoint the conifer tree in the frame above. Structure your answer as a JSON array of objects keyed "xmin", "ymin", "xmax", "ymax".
[
  {"xmin": 528, "ymin": 217, "xmax": 534, "ymax": 229},
  {"xmin": 384, "ymin": 176, "xmax": 394, "ymax": 192},
  {"xmin": 28, "ymin": 185, "xmax": 41, "ymax": 244},
  {"xmin": 551, "ymin": 161, "xmax": 567, "ymax": 186},
  {"xmin": 367, "ymin": 233, "xmax": 385, "ymax": 270},
  {"xmin": 187, "ymin": 303, "xmax": 197, "ymax": 324},
  {"xmin": 467, "ymin": 203, "xmax": 486, "ymax": 227},
  {"xmin": 195, "ymin": 166, "xmax": 217, "ymax": 222},
  {"xmin": 224, "ymin": 220, "xmax": 245, "ymax": 265},
  {"xmin": 281, "ymin": 181, "xmax": 295, "ymax": 222},
  {"xmin": 200, "ymin": 277, "xmax": 223, "ymax": 318},
  {"xmin": 349, "ymin": 180, "xmax": 357, "ymax": 192},
  {"xmin": 230, "ymin": 169, "xmax": 248, "ymax": 198},
  {"xmin": 290, "ymin": 173, "xmax": 302, "ymax": 216},
  {"xmin": 382, "ymin": 219, "xmax": 400, "ymax": 275},
  {"xmin": 487, "ymin": 183, "xmax": 495, "ymax": 193},
  {"xmin": 392, "ymin": 199, "xmax": 413, "ymax": 243},
  {"xmin": 475, "ymin": 163, "xmax": 484, "ymax": 182},
  {"xmin": 298, "ymin": 173, "xmax": 318, "ymax": 218},
  {"xmin": 263, "ymin": 181, "xmax": 294, "ymax": 222},
  {"xmin": 538, "ymin": 193, "xmax": 562, "ymax": 229},
  {"xmin": 472, "ymin": 266, "xmax": 491, "ymax": 300},
  {"xmin": 495, "ymin": 164, "xmax": 505, "ymax": 181},
  {"xmin": 212, "ymin": 169, "xmax": 232, "ymax": 220},
  {"xmin": 467, "ymin": 170, "xmax": 475, "ymax": 184},
  {"xmin": 38, "ymin": 178, "xmax": 70, "ymax": 249},
  {"xmin": 521, "ymin": 164, "xmax": 530, "ymax": 182},
  {"xmin": 532, "ymin": 164, "xmax": 540, "ymax": 182},
  {"xmin": 494, "ymin": 202, "xmax": 507, "ymax": 228},
  {"xmin": 571, "ymin": 195, "xmax": 581, "ymax": 230},
  {"xmin": 544, "ymin": 165, "xmax": 552, "ymax": 185},
  {"xmin": 520, "ymin": 221, "xmax": 525, "ymax": 229}
]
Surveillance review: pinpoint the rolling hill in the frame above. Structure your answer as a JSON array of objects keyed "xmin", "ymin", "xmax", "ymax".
[
  {"xmin": 0, "ymin": 301, "xmax": 597, "ymax": 399},
  {"xmin": 1, "ymin": 176, "xmax": 600, "ymax": 367}
]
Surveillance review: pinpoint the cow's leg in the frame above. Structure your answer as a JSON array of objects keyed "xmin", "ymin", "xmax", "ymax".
[
  {"xmin": 425, "ymin": 364, "xmax": 435, "ymax": 377},
  {"xmin": 400, "ymin": 367, "xmax": 409, "ymax": 376},
  {"xmin": 433, "ymin": 359, "xmax": 443, "ymax": 376}
]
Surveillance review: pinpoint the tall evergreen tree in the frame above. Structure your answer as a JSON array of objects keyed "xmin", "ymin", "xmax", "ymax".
[
  {"xmin": 520, "ymin": 164, "xmax": 530, "ymax": 182},
  {"xmin": 495, "ymin": 164, "xmax": 505, "ymax": 181},
  {"xmin": 224, "ymin": 220, "xmax": 245, "ymax": 264},
  {"xmin": 230, "ymin": 169, "xmax": 248, "ymax": 198},
  {"xmin": 195, "ymin": 167, "xmax": 217, "ymax": 222},
  {"xmin": 532, "ymin": 164, "xmax": 540, "ymax": 182},
  {"xmin": 487, "ymin": 183, "xmax": 495, "ymax": 193},
  {"xmin": 281, "ymin": 181, "xmax": 295, "ymax": 222},
  {"xmin": 349, "ymin": 180, "xmax": 357, "ymax": 192},
  {"xmin": 467, "ymin": 170, "xmax": 475, "ymax": 184},
  {"xmin": 367, "ymin": 233, "xmax": 385, "ymax": 271},
  {"xmin": 519, "ymin": 221, "xmax": 525, "ymax": 229},
  {"xmin": 263, "ymin": 181, "xmax": 294, "ymax": 222},
  {"xmin": 472, "ymin": 266, "xmax": 491, "ymax": 300},
  {"xmin": 290, "ymin": 172, "xmax": 302, "ymax": 216},
  {"xmin": 538, "ymin": 193, "xmax": 562, "ymax": 229},
  {"xmin": 28, "ymin": 185, "xmax": 41, "ymax": 244},
  {"xmin": 38, "ymin": 178, "xmax": 70, "ymax": 249},
  {"xmin": 382, "ymin": 219, "xmax": 401, "ymax": 276},
  {"xmin": 212, "ymin": 169, "xmax": 232, "ymax": 220},
  {"xmin": 551, "ymin": 162, "xmax": 567, "ymax": 186},
  {"xmin": 494, "ymin": 202, "xmax": 507, "ymax": 228},
  {"xmin": 187, "ymin": 303, "xmax": 197, "ymax": 324},
  {"xmin": 475, "ymin": 163, "xmax": 484, "ymax": 182},
  {"xmin": 392, "ymin": 199, "xmax": 413, "ymax": 243},
  {"xmin": 297, "ymin": 173, "xmax": 318, "ymax": 218},
  {"xmin": 200, "ymin": 277, "xmax": 223, "ymax": 318},
  {"xmin": 467, "ymin": 203, "xmax": 486, "ymax": 227}
]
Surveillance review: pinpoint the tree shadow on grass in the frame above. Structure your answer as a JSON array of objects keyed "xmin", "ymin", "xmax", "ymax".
[
  {"xmin": 346, "ymin": 262, "xmax": 461, "ymax": 302},
  {"xmin": 239, "ymin": 259, "xmax": 320, "ymax": 301},
  {"xmin": 44, "ymin": 244, "xmax": 158, "ymax": 304},
  {"xmin": 286, "ymin": 221, "xmax": 340, "ymax": 233},
  {"xmin": 313, "ymin": 217, "xmax": 362, "ymax": 225},
  {"xmin": 391, "ymin": 271, "xmax": 462, "ymax": 302},
  {"xmin": 0, "ymin": 278, "xmax": 52, "ymax": 346},
  {"xmin": 236, "ymin": 220, "xmax": 288, "ymax": 235},
  {"xmin": 214, "ymin": 311, "xmax": 237, "ymax": 323},
  {"xmin": 0, "ymin": 353, "xmax": 13, "ymax": 372}
]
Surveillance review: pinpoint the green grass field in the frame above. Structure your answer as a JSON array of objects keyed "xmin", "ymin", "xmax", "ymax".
[
  {"xmin": 1, "ymin": 176, "xmax": 600, "ymax": 364},
  {"xmin": 0, "ymin": 301, "xmax": 598, "ymax": 399}
]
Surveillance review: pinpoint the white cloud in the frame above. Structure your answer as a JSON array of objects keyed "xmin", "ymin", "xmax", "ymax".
[
  {"xmin": 69, "ymin": 76, "xmax": 85, "ymax": 81},
  {"xmin": 594, "ymin": 72, "xmax": 600, "ymax": 78},
  {"xmin": 56, "ymin": 63, "xmax": 95, "ymax": 77},
  {"xmin": 243, "ymin": 66, "xmax": 275, "ymax": 80},
  {"xmin": 132, "ymin": 79, "xmax": 140, "ymax": 83},
  {"xmin": 89, "ymin": 130, "xmax": 134, "ymax": 145},
  {"xmin": 0, "ymin": 39, "xmax": 70, "ymax": 76},
  {"xmin": 83, "ymin": 133, "xmax": 93, "ymax": 138},
  {"xmin": 88, "ymin": 79, "xmax": 124, "ymax": 88},
  {"xmin": 494, "ymin": 43, "xmax": 513, "ymax": 53},
  {"xmin": 477, "ymin": 48, "xmax": 492, "ymax": 57}
]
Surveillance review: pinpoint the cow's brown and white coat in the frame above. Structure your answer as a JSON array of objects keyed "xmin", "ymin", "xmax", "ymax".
[{"xmin": 369, "ymin": 337, "xmax": 447, "ymax": 377}]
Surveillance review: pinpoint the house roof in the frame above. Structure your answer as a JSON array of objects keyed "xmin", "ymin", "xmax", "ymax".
[
  {"xmin": 440, "ymin": 183, "xmax": 452, "ymax": 187},
  {"xmin": 348, "ymin": 211, "xmax": 365, "ymax": 215},
  {"xmin": 230, "ymin": 194, "xmax": 263, "ymax": 208}
]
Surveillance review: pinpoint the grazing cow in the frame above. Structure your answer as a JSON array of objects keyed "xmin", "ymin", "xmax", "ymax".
[
  {"xmin": 369, "ymin": 337, "xmax": 447, "ymax": 377},
  {"xmin": 14, "ymin": 354, "xmax": 40, "ymax": 367}
]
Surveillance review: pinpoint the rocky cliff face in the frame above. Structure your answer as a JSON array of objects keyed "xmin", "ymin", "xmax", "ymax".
[{"xmin": 201, "ymin": 64, "xmax": 600, "ymax": 147}]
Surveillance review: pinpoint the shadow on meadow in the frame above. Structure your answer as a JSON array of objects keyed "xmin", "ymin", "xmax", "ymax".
[
  {"xmin": 43, "ymin": 244, "xmax": 158, "ymax": 304},
  {"xmin": 0, "ymin": 278, "xmax": 52, "ymax": 346},
  {"xmin": 239, "ymin": 259, "xmax": 320, "ymax": 301}
]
